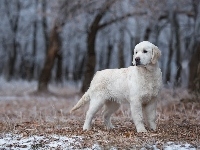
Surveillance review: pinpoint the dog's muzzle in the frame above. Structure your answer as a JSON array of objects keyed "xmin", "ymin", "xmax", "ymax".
[{"xmin": 135, "ymin": 57, "xmax": 141, "ymax": 66}]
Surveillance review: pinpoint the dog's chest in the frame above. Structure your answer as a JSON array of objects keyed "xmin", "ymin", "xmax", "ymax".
[
  {"xmin": 129, "ymin": 68, "xmax": 162, "ymax": 101},
  {"xmin": 140, "ymin": 72, "xmax": 162, "ymax": 99}
]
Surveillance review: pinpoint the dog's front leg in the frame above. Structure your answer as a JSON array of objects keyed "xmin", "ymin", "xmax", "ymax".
[
  {"xmin": 144, "ymin": 99, "xmax": 157, "ymax": 131},
  {"xmin": 130, "ymin": 100, "xmax": 147, "ymax": 132}
]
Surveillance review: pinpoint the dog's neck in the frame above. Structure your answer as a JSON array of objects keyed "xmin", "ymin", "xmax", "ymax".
[
  {"xmin": 145, "ymin": 63, "xmax": 159, "ymax": 72},
  {"xmin": 137, "ymin": 63, "xmax": 159, "ymax": 73}
]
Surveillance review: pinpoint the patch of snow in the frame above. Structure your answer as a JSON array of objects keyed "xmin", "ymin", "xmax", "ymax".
[
  {"xmin": 0, "ymin": 133, "xmax": 84, "ymax": 150},
  {"xmin": 163, "ymin": 142, "xmax": 196, "ymax": 150},
  {"xmin": 91, "ymin": 144, "xmax": 102, "ymax": 150},
  {"xmin": 140, "ymin": 142, "xmax": 197, "ymax": 150},
  {"xmin": 0, "ymin": 134, "xmax": 197, "ymax": 150},
  {"xmin": 153, "ymin": 145, "xmax": 160, "ymax": 150}
]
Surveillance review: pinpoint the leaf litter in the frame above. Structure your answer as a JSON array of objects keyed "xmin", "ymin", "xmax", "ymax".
[{"xmin": 0, "ymin": 80, "xmax": 199, "ymax": 149}]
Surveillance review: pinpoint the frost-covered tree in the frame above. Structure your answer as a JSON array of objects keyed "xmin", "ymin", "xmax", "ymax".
[
  {"xmin": 81, "ymin": 0, "xmax": 146, "ymax": 92},
  {"xmin": 0, "ymin": 0, "xmax": 199, "ymax": 94},
  {"xmin": 3, "ymin": 0, "xmax": 21, "ymax": 81}
]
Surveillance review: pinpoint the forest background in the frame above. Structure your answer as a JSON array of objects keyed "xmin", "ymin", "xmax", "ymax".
[
  {"xmin": 0, "ymin": 0, "xmax": 200, "ymax": 94},
  {"xmin": 0, "ymin": 0, "xmax": 200, "ymax": 149}
]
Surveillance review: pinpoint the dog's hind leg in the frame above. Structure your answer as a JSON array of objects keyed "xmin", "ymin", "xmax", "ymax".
[
  {"xmin": 102, "ymin": 101, "xmax": 120, "ymax": 129},
  {"xmin": 83, "ymin": 97, "xmax": 104, "ymax": 130}
]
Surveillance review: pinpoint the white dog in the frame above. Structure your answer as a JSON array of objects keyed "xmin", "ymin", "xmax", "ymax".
[{"xmin": 70, "ymin": 41, "xmax": 162, "ymax": 132}]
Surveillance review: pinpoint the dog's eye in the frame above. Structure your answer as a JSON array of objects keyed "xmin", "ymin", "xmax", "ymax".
[
  {"xmin": 135, "ymin": 51, "xmax": 137, "ymax": 54},
  {"xmin": 143, "ymin": 50, "xmax": 147, "ymax": 53}
]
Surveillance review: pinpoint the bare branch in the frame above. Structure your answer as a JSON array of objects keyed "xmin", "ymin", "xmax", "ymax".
[
  {"xmin": 98, "ymin": 11, "xmax": 147, "ymax": 30},
  {"xmin": 175, "ymin": 10, "xmax": 195, "ymax": 17},
  {"xmin": 4, "ymin": 0, "xmax": 21, "ymax": 31}
]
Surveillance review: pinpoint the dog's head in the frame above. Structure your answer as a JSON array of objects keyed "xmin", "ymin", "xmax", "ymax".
[{"xmin": 132, "ymin": 41, "xmax": 161, "ymax": 66}]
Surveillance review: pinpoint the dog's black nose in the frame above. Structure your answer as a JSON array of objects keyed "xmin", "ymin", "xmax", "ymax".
[{"xmin": 135, "ymin": 57, "xmax": 140, "ymax": 63}]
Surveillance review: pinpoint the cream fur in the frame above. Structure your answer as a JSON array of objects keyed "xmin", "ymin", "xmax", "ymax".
[{"xmin": 70, "ymin": 41, "xmax": 162, "ymax": 132}]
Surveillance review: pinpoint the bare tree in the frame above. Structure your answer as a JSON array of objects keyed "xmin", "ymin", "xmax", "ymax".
[
  {"xmin": 41, "ymin": 0, "xmax": 49, "ymax": 54},
  {"xmin": 37, "ymin": 0, "xmax": 83, "ymax": 92},
  {"xmin": 118, "ymin": 29, "xmax": 125, "ymax": 68},
  {"xmin": 4, "ymin": 0, "xmax": 21, "ymax": 81},
  {"xmin": 106, "ymin": 41, "xmax": 113, "ymax": 68},
  {"xmin": 55, "ymin": 50, "xmax": 63, "ymax": 83},
  {"xmin": 38, "ymin": 24, "xmax": 61, "ymax": 92},
  {"xmin": 1, "ymin": 0, "xmax": 199, "ymax": 93},
  {"xmin": 81, "ymin": 0, "xmax": 116, "ymax": 92},
  {"xmin": 81, "ymin": 0, "xmax": 146, "ymax": 92},
  {"xmin": 165, "ymin": 11, "xmax": 176, "ymax": 85},
  {"xmin": 187, "ymin": 0, "xmax": 200, "ymax": 94},
  {"xmin": 189, "ymin": 43, "xmax": 200, "ymax": 93},
  {"xmin": 30, "ymin": 0, "xmax": 38, "ymax": 80},
  {"xmin": 144, "ymin": 27, "xmax": 151, "ymax": 41},
  {"xmin": 174, "ymin": 13, "xmax": 181, "ymax": 86},
  {"xmin": 81, "ymin": 11, "xmax": 106, "ymax": 92}
]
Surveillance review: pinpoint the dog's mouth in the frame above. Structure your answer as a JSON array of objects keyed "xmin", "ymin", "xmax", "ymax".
[
  {"xmin": 135, "ymin": 62, "xmax": 140, "ymax": 66},
  {"xmin": 136, "ymin": 62, "xmax": 143, "ymax": 66},
  {"xmin": 135, "ymin": 62, "xmax": 147, "ymax": 67},
  {"xmin": 133, "ymin": 60, "xmax": 149, "ymax": 67}
]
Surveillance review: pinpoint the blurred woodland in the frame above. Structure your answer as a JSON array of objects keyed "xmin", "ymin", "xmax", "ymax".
[{"xmin": 0, "ymin": 0, "xmax": 200, "ymax": 94}]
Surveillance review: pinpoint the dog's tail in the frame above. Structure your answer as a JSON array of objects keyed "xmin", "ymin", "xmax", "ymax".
[{"xmin": 70, "ymin": 91, "xmax": 90, "ymax": 113}]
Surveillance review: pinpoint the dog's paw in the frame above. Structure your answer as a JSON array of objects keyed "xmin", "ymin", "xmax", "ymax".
[
  {"xmin": 136, "ymin": 127, "xmax": 147, "ymax": 132},
  {"xmin": 83, "ymin": 125, "xmax": 91, "ymax": 131},
  {"xmin": 149, "ymin": 122, "xmax": 156, "ymax": 131},
  {"xmin": 105, "ymin": 124, "xmax": 115, "ymax": 130}
]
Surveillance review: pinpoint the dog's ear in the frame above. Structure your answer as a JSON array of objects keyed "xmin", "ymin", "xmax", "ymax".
[{"xmin": 151, "ymin": 45, "xmax": 161, "ymax": 64}]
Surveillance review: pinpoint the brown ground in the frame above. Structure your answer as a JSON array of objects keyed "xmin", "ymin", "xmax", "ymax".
[{"xmin": 0, "ymin": 88, "xmax": 200, "ymax": 149}]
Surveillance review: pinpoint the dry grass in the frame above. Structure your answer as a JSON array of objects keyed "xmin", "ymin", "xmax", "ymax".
[{"xmin": 0, "ymin": 87, "xmax": 200, "ymax": 149}]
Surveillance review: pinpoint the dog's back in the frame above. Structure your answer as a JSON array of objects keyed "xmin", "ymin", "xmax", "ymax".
[{"xmin": 89, "ymin": 68, "xmax": 129, "ymax": 102}]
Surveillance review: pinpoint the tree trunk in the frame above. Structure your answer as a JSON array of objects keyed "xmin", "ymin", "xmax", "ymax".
[
  {"xmin": 7, "ymin": 37, "xmax": 17, "ymax": 81},
  {"xmin": 30, "ymin": 0, "xmax": 38, "ymax": 80},
  {"xmin": 165, "ymin": 35, "xmax": 173, "ymax": 84},
  {"xmin": 188, "ymin": 43, "xmax": 200, "ymax": 92},
  {"xmin": 165, "ymin": 12, "xmax": 176, "ymax": 85},
  {"xmin": 98, "ymin": 47, "xmax": 105, "ymax": 70},
  {"xmin": 42, "ymin": 0, "xmax": 49, "ymax": 54},
  {"xmin": 130, "ymin": 37, "xmax": 134, "ymax": 58},
  {"xmin": 4, "ymin": 0, "xmax": 20, "ymax": 81},
  {"xmin": 73, "ymin": 44, "xmax": 80, "ymax": 81},
  {"xmin": 174, "ymin": 13, "xmax": 182, "ymax": 86},
  {"xmin": 144, "ymin": 27, "xmax": 151, "ymax": 41},
  {"xmin": 38, "ymin": 25, "xmax": 60, "ymax": 92},
  {"xmin": 188, "ymin": 0, "xmax": 200, "ymax": 93},
  {"xmin": 55, "ymin": 50, "xmax": 63, "ymax": 83},
  {"xmin": 118, "ymin": 29, "xmax": 125, "ymax": 68},
  {"xmin": 81, "ymin": 13, "xmax": 104, "ymax": 92},
  {"xmin": 81, "ymin": 0, "xmax": 142, "ymax": 92},
  {"xmin": 106, "ymin": 41, "xmax": 113, "ymax": 68},
  {"xmin": 78, "ymin": 54, "xmax": 86, "ymax": 80}
]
